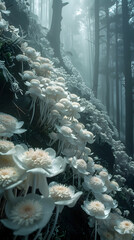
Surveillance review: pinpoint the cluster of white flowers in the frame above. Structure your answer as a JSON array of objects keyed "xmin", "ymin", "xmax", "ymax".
[{"xmin": 0, "ymin": 1, "xmax": 133, "ymax": 240}]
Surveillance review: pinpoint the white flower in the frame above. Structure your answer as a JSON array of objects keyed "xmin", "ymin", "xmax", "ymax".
[
  {"xmin": 0, "ymin": 144, "xmax": 22, "ymax": 168},
  {"xmin": 0, "ymin": 166, "xmax": 26, "ymax": 193},
  {"xmin": 54, "ymin": 80, "xmax": 66, "ymax": 89},
  {"xmin": 40, "ymin": 77, "xmax": 51, "ymax": 87},
  {"xmin": 49, "ymin": 181, "xmax": 82, "ymax": 207},
  {"xmin": 0, "ymin": 140, "xmax": 15, "ymax": 153},
  {"xmin": 36, "ymin": 57, "xmax": 52, "ymax": 64},
  {"xmin": 106, "ymin": 180, "xmax": 121, "ymax": 193},
  {"xmin": 54, "ymin": 102, "xmax": 66, "ymax": 114},
  {"xmin": 71, "ymin": 157, "xmax": 89, "ymax": 175},
  {"xmin": 94, "ymin": 193, "xmax": 118, "ymax": 209},
  {"xmin": 26, "ymin": 85, "xmax": 42, "ymax": 99},
  {"xmin": 57, "ymin": 77, "xmax": 65, "ymax": 84},
  {"xmin": 94, "ymin": 164, "xmax": 104, "ymax": 172},
  {"xmin": 21, "ymin": 70, "xmax": 36, "ymax": 81},
  {"xmin": 82, "ymin": 200, "xmax": 110, "ymax": 219},
  {"xmin": 24, "ymin": 47, "xmax": 40, "ymax": 60},
  {"xmin": 45, "ymin": 86, "xmax": 67, "ymax": 100},
  {"xmin": 14, "ymin": 146, "xmax": 66, "ymax": 177},
  {"xmin": 59, "ymin": 116, "xmax": 72, "ymax": 126},
  {"xmin": 61, "ymin": 147, "xmax": 76, "ymax": 157},
  {"xmin": 86, "ymin": 157, "xmax": 95, "ymax": 174},
  {"xmin": 64, "ymin": 102, "xmax": 85, "ymax": 119},
  {"xmin": 69, "ymin": 93, "xmax": 80, "ymax": 102},
  {"xmin": 59, "ymin": 98, "xmax": 72, "ymax": 108},
  {"xmin": 25, "ymin": 79, "xmax": 43, "ymax": 88},
  {"xmin": 0, "ymin": 113, "xmax": 26, "ymax": 137},
  {"xmin": 72, "ymin": 121, "xmax": 84, "ymax": 133},
  {"xmin": 56, "ymin": 125, "xmax": 76, "ymax": 140},
  {"xmin": 79, "ymin": 129, "xmax": 95, "ymax": 144},
  {"xmin": 83, "ymin": 175, "xmax": 107, "ymax": 193},
  {"xmin": 16, "ymin": 54, "xmax": 29, "ymax": 62},
  {"xmin": 83, "ymin": 147, "xmax": 92, "ymax": 156},
  {"xmin": 13, "ymin": 146, "xmax": 66, "ymax": 197},
  {"xmin": 0, "ymin": 154, "xmax": 15, "ymax": 168},
  {"xmin": 99, "ymin": 170, "xmax": 112, "ymax": 181},
  {"xmin": 114, "ymin": 219, "xmax": 134, "ymax": 235},
  {"xmin": 1, "ymin": 193, "xmax": 54, "ymax": 236},
  {"xmin": 35, "ymin": 63, "xmax": 54, "ymax": 76}
]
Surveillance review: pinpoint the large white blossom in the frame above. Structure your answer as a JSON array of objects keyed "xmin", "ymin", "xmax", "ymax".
[
  {"xmin": 1, "ymin": 193, "xmax": 54, "ymax": 236},
  {"xmin": 114, "ymin": 219, "xmax": 134, "ymax": 235},
  {"xmin": 82, "ymin": 200, "xmax": 110, "ymax": 219},
  {"xmin": 83, "ymin": 175, "xmax": 107, "ymax": 193},
  {"xmin": 13, "ymin": 145, "xmax": 66, "ymax": 177},
  {"xmin": 49, "ymin": 181, "xmax": 82, "ymax": 207},
  {"xmin": 0, "ymin": 113, "xmax": 26, "ymax": 137}
]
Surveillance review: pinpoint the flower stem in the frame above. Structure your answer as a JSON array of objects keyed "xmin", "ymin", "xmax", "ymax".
[
  {"xmin": 78, "ymin": 174, "xmax": 81, "ymax": 188},
  {"xmin": 47, "ymin": 205, "xmax": 60, "ymax": 240},
  {"xmin": 95, "ymin": 219, "xmax": 97, "ymax": 240},
  {"xmin": 24, "ymin": 235, "xmax": 28, "ymax": 240},
  {"xmin": 32, "ymin": 174, "xmax": 37, "ymax": 194},
  {"xmin": 22, "ymin": 62, "xmax": 24, "ymax": 73},
  {"xmin": 33, "ymin": 228, "xmax": 42, "ymax": 240},
  {"xmin": 43, "ymin": 224, "xmax": 50, "ymax": 240},
  {"xmin": 4, "ymin": 189, "xmax": 14, "ymax": 203},
  {"xmin": 72, "ymin": 168, "xmax": 75, "ymax": 186}
]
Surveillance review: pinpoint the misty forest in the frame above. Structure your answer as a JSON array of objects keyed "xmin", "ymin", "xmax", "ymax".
[{"xmin": 0, "ymin": 0, "xmax": 134, "ymax": 239}]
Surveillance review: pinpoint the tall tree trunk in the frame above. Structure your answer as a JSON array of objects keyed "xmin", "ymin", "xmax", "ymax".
[
  {"xmin": 105, "ymin": 0, "xmax": 110, "ymax": 113},
  {"xmin": 30, "ymin": 0, "xmax": 32, "ymax": 11},
  {"xmin": 93, "ymin": 0, "xmax": 99, "ymax": 97},
  {"xmin": 88, "ymin": 6, "xmax": 94, "ymax": 88},
  {"xmin": 122, "ymin": 0, "xmax": 133, "ymax": 156},
  {"xmin": 115, "ymin": 1, "xmax": 120, "ymax": 135},
  {"xmin": 41, "ymin": 0, "xmax": 43, "ymax": 24},
  {"xmin": 47, "ymin": 0, "xmax": 69, "ymax": 70}
]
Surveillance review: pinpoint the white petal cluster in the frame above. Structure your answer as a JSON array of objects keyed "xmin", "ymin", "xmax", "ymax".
[
  {"xmin": 82, "ymin": 200, "xmax": 110, "ymax": 219},
  {"xmin": 0, "ymin": 113, "xmax": 26, "ymax": 137},
  {"xmin": 0, "ymin": 140, "xmax": 15, "ymax": 153},
  {"xmin": 0, "ymin": 141, "xmax": 27, "ymax": 192},
  {"xmin": 71, "ymin": 157, "xmax": 89, "ymax": 175},
  {"xmin": 49, "ymin": 181, "xmax": 82, "ymax": 207},
  {"xmin": 94, "ymin": 193, "xmax": 118, "ymax": 209},
  {"xmin": 14, "ymin": 146, "xmax": 66, "ymax": 177},
  {"xmin": 114, "ymin": 219, "xmax": 134, "ymax": 235},
  {"xmin": 1, "ymin": 193, "xmax": 54, "ymax": 236},
  {"xmin": 83, "ymin": 175, "xmax": 107, "ymax": 193},
  {"xmin": 23, "ymin": 148, "xmax": 52, "ymax": 169},
  {"xmin": 0, "ymin": 166, "xmax": 26, "ymax": 191}
]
